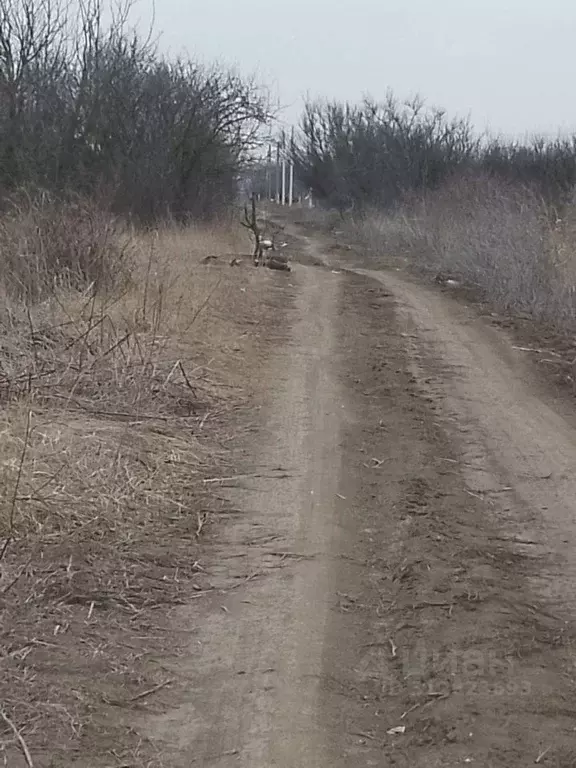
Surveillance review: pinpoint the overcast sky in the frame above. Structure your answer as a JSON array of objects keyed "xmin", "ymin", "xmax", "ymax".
[{"xmin": 135, "ymin": 0, "xmax": 576, "ymax": 139}]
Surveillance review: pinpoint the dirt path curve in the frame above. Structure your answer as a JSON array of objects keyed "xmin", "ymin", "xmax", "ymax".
[
  {"xmin": 354, "ymin": 265, "xmax": 576, "ymax": 610},
  {"xmin": 303, "ymin": 218, "xmax": 576, "ymax": 614}
]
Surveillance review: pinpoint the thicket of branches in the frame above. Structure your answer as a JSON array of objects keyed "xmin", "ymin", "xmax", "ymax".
[
  {"xmin": 0, "ymin": 0, "xmax": 270, "ymax": 222},
  {"xmin": 480, "ymin": 138, "xmax": 576, "ymax": 207},
  {"xmin": 294, "ymin": 95, "xmax": 576, "ymax": 212}
]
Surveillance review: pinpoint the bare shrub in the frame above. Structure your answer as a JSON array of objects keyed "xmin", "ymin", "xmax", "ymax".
[
  {"xmin": 294, "ymin": 95, "xmax": 476, "ymax": 214},
  {"xmin": 348, "ymin": 205, "xmax": 428, "ymax": 264},
  {"xmin": 294, "ymin": 95, "xmax": 576, "ymax": 214},
  {"xmin": 0, "ymin": 189, "xmax": 134, "ymax": 301},
  {"xmin": 353, "ymin": 174, "xmax": 576, "ymax": 331},
  {"xmin": 0, "ymin": 217, "xmax": 255, "ymax": 533},
  {"xmin": 0, "ymin": 0, "xmax": 270, "ymax": 223}
]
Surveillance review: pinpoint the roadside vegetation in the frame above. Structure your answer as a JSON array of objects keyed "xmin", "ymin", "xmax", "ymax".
[
  {"xmin": 293, "ymin": 95, "xmax": 576, "ymax": 333},
  {"xmin": 0, "ymin": 0, "xmax": 274, "ymax": 763}
]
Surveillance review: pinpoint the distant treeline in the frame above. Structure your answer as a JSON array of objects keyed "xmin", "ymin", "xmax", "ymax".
[{"xmin": 293, "ymin": 95, "xmax": 576, "ymax": 212}]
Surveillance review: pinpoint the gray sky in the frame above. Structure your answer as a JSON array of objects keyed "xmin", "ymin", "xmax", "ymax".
[{"xmin": 136, "ymin": 0, "xmax": 576, "ymax": 139}]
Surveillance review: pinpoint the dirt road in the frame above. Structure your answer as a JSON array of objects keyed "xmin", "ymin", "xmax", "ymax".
[
  {"xmin": 145, "ymin": 263, "xmax": 362, "ymax": 767},
  {"xmin": 358, "ymin": 266, "xmax": 576, "ymax": 608},
  {"xmin": 142, "ymin": 228, "xmax": 576, "ymax": 767}
]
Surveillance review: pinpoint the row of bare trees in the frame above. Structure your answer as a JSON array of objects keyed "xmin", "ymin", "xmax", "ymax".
[
  {"xmin": 0, "ymin": 0, "xmax": 271, "ymax": 222},
  {"xmin": 294, "ymin": 95, "xmax": 576, "ymax": 213},
  {"xmin": 293, "ymin": 96, "xmax": 476, "ymax": 213}
]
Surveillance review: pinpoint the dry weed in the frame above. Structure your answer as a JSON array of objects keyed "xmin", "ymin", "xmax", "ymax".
[
  {"xmin": 0, "ymin": 190, "xmax": 134, "ymax": 302},
  {"xmin": 0, "ymin": 213, "xmax": 274, "ymax": 765},
  {"xmin": 351, "ymin": 175, "xmax": 576, "ymax": 332}
]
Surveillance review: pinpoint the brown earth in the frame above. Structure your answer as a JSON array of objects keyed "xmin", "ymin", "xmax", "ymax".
[
  {"xmin": 138, "ymin": 223, "xmax": 576, "ymax": 767},
  {"xmin": 5, "ymin": 220, "xmax": 576, "ymax": 766}
]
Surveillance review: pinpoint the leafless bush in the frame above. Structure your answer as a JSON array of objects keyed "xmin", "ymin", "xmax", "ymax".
[
  {"xmin": 294, "ymin": 94, "xmax": 576, "ymax": 213},
  {"xmin": 349, "ymin": 205, "xmax": 428, "ymax": 264},
  {"xmin": 353, "ymin": 174, "xmax": 576, "ymax": 331},
  {"xmin": 0, "ymin": 0, "xmax": 271, "ymax": 223},
  {"xmin": 481, "ymin": 137, "xmax": 576, "ymax": 205},
  {"xmin": 293, "ymin": 95, "xmax": 477, "ymax": 213},
  {"xmin": 0, "ymin": 189, "xmax": 133, "ymax": 301}
]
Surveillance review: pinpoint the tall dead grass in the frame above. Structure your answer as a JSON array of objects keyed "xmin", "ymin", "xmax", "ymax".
[
  {"xmin": 351, "ymin": 174, "xmax": 576, "ymax": 331},
  {"xmin": 0, "ymin": 195, "xmax": 270, "ymax": 764},
  {"xmin": 0, "ymin": 202, "xmax": 256, "ymax": 540},
  {"xmin": 0, "ymin": 190, "xmax": 135, "ymax": 302}
]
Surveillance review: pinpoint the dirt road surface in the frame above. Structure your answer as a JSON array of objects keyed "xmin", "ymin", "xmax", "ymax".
[
  {"xmin": 357, "ymin": 265, "xmax": 576, "ymax": 607},
  {"xmin": 141, "ymin": 226, "xmax": 576, "ymax": 767}
]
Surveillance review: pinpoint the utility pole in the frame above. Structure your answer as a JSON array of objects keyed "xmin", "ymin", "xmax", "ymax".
[
  {"xmin": 275, "ymin": 140, "xmax": 281, "ymax": 204},
  {"xmin": 288, "ymin": 126, "xmax": 294, "ymax": 207},
  {"xmin": 266, "ymin": 143, "xmax": 272, "ymax": 201},
  {"xmin": 281, "ymin": 131, "xmax": 286, "ymax": 206}
]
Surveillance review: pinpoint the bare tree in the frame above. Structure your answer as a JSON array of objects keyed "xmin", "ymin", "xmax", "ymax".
[
  {"xmin": 0, "ymin": 0, "xmax": 272, "ymax": 221},
  {"xmin": 294, "ymin": 93, "xmax": 576, "ymax": 212}
]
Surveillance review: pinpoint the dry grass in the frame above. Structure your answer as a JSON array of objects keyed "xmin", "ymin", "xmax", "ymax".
[
  {"xmin": 0, "ymin": 221, "xmax": 259, "ymax": 535},
  {"xmin": 0, "ymin": 203, "xmax": 277, "ymax": 765},
  {"xmin": 0, "ymin": 190, "xmax": 135, "ymax": 302},
  {"xmin": 349, "ymin": 174, "xmax": 576, "ymax": 332}
]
